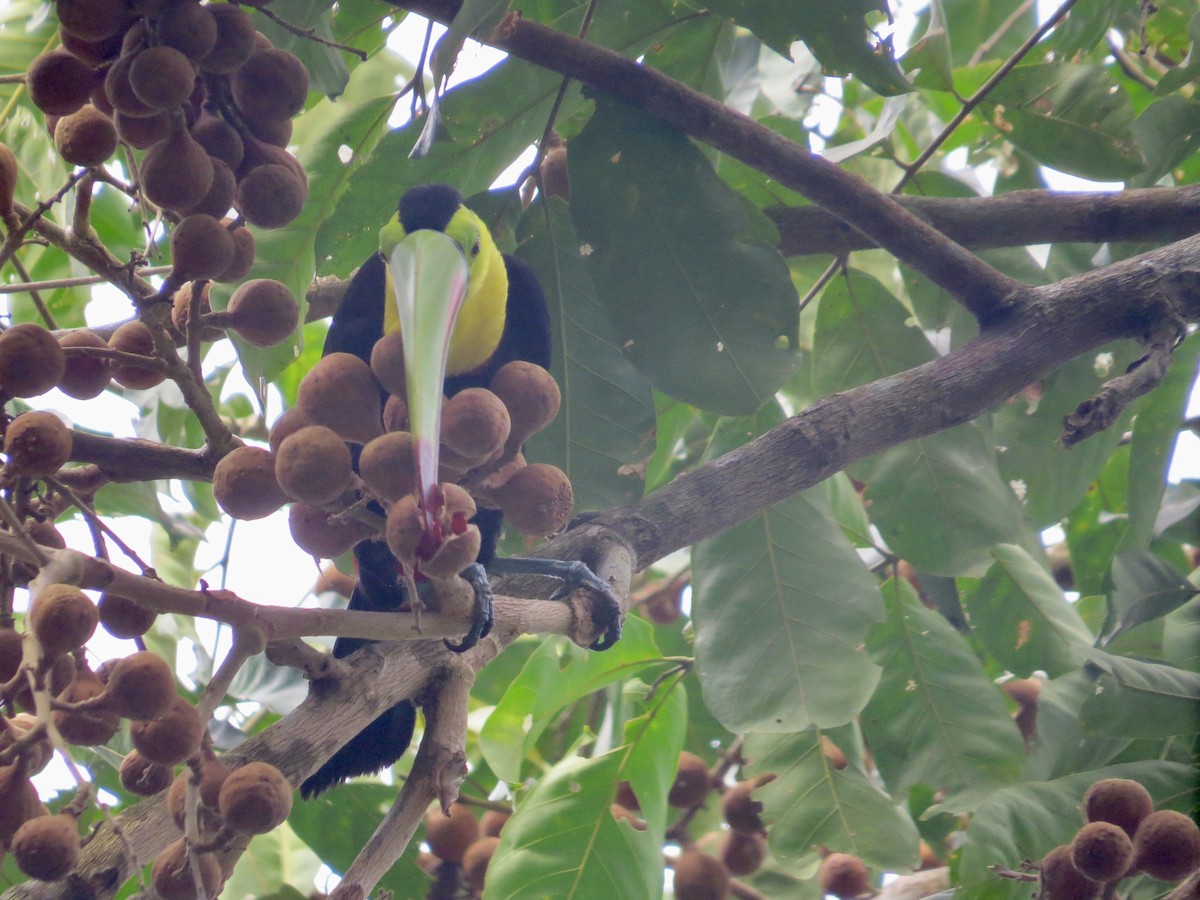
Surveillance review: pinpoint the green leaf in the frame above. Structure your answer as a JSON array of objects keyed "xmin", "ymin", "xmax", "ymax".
[
  {"xmin": 1051, "ymin": 0, "xmax": 1123, "ymax": 57},
  {"xmin": 223, "ymin": 823, "xmax": 323, "ymax": 900},
  {"xmin": 1100, "ymin": 552, "xmax": 1198, "ymax": 646},
  {"xmin": 431, "ymin": 0, "xmax": 510, "ymax": 88},
  {"xmin": 860, "ymin": 578, "xmax": 1024, "ymax": 796},
  {"xmin": 569, "ymin": 95, "xmax": 800, "ymax": 415},
  {"xmin": 747, "ymin": 729, "xmax": 920, "ymax": 871},
  {"xmin": 691, "ymin": 405, "xmax": 883, "ymax": 733},
  {"xmin": 289, "ymin": 783, "xmax": 427, "ymax": 895},
  {"xmin": 1081, "ymin": 651, "xmax": 1200, "ymax": 738},
  {"xmin": 966, "ymin": 545, "xmax": 1095, "ymax": 677},
  {"xmin": 903, "ymin": 0, "xmax": 954, "ymax": 92},
  {"xmin": 479, "ymin": 618, "xmax": 663, "ymax": 783},
  {"xmin": 957, "ymin": 761, "xmax": 1198, "ymax": 899},
  {"xmin": 1022, "ymin": 670, "xmax": 1132, "ymax": 782},
  {"xmin": 981, "ymin": 64, "xmax": 1144, "ymax": 181},
  {"xmin": 1164, "ymin": 597, "xmax": 1200, "ymax": 672},
  {"xmin": 515, "ymin": 199, "xmax": 656, "ymax": 509},
  {"xmin": 1132, "ymin": 96, "xmax": 1200, "ymax": 186},
  {"xmin": 700, "ymin": 0, "xmax": 911, "ymax": 95}
]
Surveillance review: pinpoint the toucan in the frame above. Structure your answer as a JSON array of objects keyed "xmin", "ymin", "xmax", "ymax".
[{"xmin": 300, "ymin": 185, "xmax": 621, "ymax": 798}]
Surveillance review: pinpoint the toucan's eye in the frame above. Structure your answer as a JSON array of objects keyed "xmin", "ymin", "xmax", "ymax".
[{"xmin": 471, "ymin": 239, "xmax": 481, "ymax": 258}]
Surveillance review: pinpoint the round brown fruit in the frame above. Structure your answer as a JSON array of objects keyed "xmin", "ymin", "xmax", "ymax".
[
  {"xmin": 275, "ymin": 425, "xmax": 353, "ymax": 505},
  {"xmin": 0, "ymin": 323, "xmax": 67, "ymax": 398},
  {"xmin": 225, "ymin": 278, "xmax": 300, "ymax": 347},
  {"xmin": 0, "ymin": 625, "xmax": 22, "ymax": 682},
  {"xmin": 1132, "ymin": 810, "xmax": 1200, "ymax": 882},
  {"xmin": 462, "ymin": 836, "xmax": 500, "ymax": 891},
  {"xmin": 359, "ymin": 431, "xmax": 416, "ymax": 501},
  {"xmin": 12, "ymin": 654, "xmax": 75, "ymax": 713},
  {"xmin": 53, "ymin": 105, "xmax": 117, "ymax": 167},
  {"xmin": 152, "ymin": 837, "xmax": 223, "ymax": 900},
  {"xmin": 385, "ymin": 494, "xmax": 423, "ymax": 570},
  {"xmin": 369, "ymin": 330, "xmax": 406, "ymax": 397},
  {"xmin": 490, "ymin": 360, "xmax": 560, "ymax": 445},
  {"xmin": 481, "ymin": 809, "xmax": 509, "ymax": 838},
  {"xmin": 30, "ymin": 583, "xmax": 96, "ymax": 656},
  {"xmin": 213, "ymin": 446, "xmax": 287, "ymax": 520},
  {"xmin": 197, "ymin": 751, "xmax": 230, "ymax": 809},
  {"xmin": 98, "ymin": 590, "xmax": 157, "ymax": 638},
  {"xmin": 129, "ymin": 46, "xmax": 195, "ymax": 110},
  {"xmin": 494, "ymin": 463, "xmax": 573, "ymax": 536},
  {"xmin": 54, "ymin": 663, "xmax": 119, "ymax": 746},
  {"xmin": 119, "ymin": 749, "xmax": 173, "ymax": 797},
  {"xmin": 722, "ymin": 775, "xmax": 774, "ymax": 835},
  {"xmin": 27, "ymin": 51, "xmax": 98, "ymax": 116},
  {"xmin": 420, "ymin": 521, "xmax": 481, "ymax": 579},
  {"xmin": 269, "ymin": 406, "xmax": 309, "ymax": 455},
  {"xmin": 218, "ymin": 761, "xmax": 293, "ymax": 834},
  {"xmin": 232, "ymin": 48, "xmax": 308, "ymax": 124},
  {"xmin": 171, "ymin": 281, "xmax": 224, "ymax": 343},
  {"xmin": 615, "ymin": 780, "xmax": 639, "ymax": 812},
  {"xmin": 0, "ymin": 767, "xmax": 45, "ymax": 850},
  {"xmin": 1040, "ymin": 844, "xmax": 1100, "ymax": 900},
  {"xmin": 1071, "ymin": 821, "xmax": 1132, "ymax": 883},
  {"xmin": 199, "ymin": 4, "xmax": 257, "ymax": 73},
  {"xmin": 57, "ymin": 329, "xmax": 112, "ymax": 399},
  {"xmin": 185, "ymin": 158, "xmax": 237, "ymax": 220},
  {"xmin": 442, "ymin": 388, "xmax": 510, "ymax": 459},
  {"xmin": 104, "ymin": 650, "xmax": 175, "ymax": 719},
  {"xmin": 718, "ymin": 830, "xmax": 767, "ymax": 876},
  {"xmin": 216, "ymin": 224, "xmax": 255, "ymax": 283},
  {"xmin": 141, "ymin": 129, "xmax": 214, "ymax": 214},
  {"xmin": 0, "ymin": 141, "xmax": 17, "ymax": 215},
  {"xmin": 156, "ymin": 0, "xmax": 218, "ymax": 61},
  {"xmin": 0, "ymin": 715, "xmax": 50, "ymax": 774},
  {"xmin": 56, "ymin": 0, "xmax": 127, "ymax": 41},
  {"xmin": 103, "ymin": 54, "xmax": 155, "ymax": 117},
  {"xmin": 288, "ymin": 503, "xmax": 371, "ymax": 559},
  {"xmin": 191, "ymin": 114, "xmax": 244, "ymax": 170},
  {"xmin": 109, "ymin": 320, "xmax": 166, "ymax": 390},
  {"xmin": 130, "ymin": 695, "xmax": 204, "ymax": 765},
  {"xmin": 668, "ymin": 751, "xmax": 709, "ymax": 809},
  {"xmin": 297, "ymin": 352, "xmax": 383, "ymax": 443},
  {"xmin": 60, "ymin": 27, "xmax": 122, "ymax": 67},
  {"xmin": 235, "ymin": 163, "xmax": 306, "ymax": 229},
  {"xmin": 674, "ymin": 849, "xmax": 730, "ymax": 900},
  {"xmin": 170, "ymin": 214, "xmax": 235, "ymax": 283},
  {"xmin": 1084, "ymin": 778, "xmax": 1154, "ymax": 839},
  {"xmin": 11, "ymin": 813, "xmax": 79, "ymax": 881},
  {"xmin": 820, "ymin": 853, "xmax": 870, "ymax": 899},
  {"xmin": 425, "ymin": 803, "xmax": 478, "ymax": 863}
]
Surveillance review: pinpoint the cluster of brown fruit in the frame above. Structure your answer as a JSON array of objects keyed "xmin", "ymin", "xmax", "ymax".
[
  {"xmin": 27, "ymin": 0, "xmax": 308, "ymax": 231},
  {"xmin": 213, "ymin": 339, "xmax": 570, "ymax": 575},
  {"xmin": 1039, "ymin": 778, "xmax": 1200, "ymax": 899},
  {"xmin": 420, "ymin": 801, "xmax": 509, "ymax": 898}
]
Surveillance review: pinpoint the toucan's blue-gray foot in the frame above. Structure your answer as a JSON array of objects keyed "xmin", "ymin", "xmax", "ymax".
[
  {"xmin": 486, "ymin": 556, "xmax": 623, "ymax": 651},
  {"xmin": 444, "ymin": 563, "xmax": 493, "ymax": 653}
]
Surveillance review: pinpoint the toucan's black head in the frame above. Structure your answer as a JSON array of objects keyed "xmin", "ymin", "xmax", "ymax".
[{"xmin": 398, "ymin": 184, "xmax": 463, "ymax": 234}]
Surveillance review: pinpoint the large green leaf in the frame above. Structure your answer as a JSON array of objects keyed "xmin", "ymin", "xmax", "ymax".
[
  {"xmin": 860, "ymin": 578, "xmax": 1024, "ymax": 796},
  {"xmin": 956, "ymin": 761, "xmax": 1198, "ymax": 900},
  {"xmin": 700, "ymin": 0, "xmax": 910, "ymax": 95},
  {"xmin": 1164, "ymin": 597, "xmax": 1200, "ymax": 672},
  {"xmin": 223, "ymin": 823, "xmax": 323, "ymax": 900},
  {"xmin": 516, "ymin": 199, "xmax": 656, "ymax": 509},
  {"xmin": 1081, "ymin": 651, "xmax": 1200, "ymax": 738},
  {"xmin": 965, "ymin": 545, "xmax": 1095, "ymax": 677},
  {"xmin": 1099, "ymin": 552, "xmax": 1198, "ymax": 646},
  {"xmin": 691, "ymin": 405, "xmax": 883, "ymax": 733},
  {"xmin": 747, "ymin": 729, "xmax": 920, "ymax": 871},
  {"xmin": 1022, "ymin": 670, "xmax": 1132, "ymax": 782},
  {"xmin": 981, "ymin": 64, "xmax": 1144, "ymax": 181},
  {"xmin": 569, "ymin": 95, "xmax": 800, "ymax": 415}
]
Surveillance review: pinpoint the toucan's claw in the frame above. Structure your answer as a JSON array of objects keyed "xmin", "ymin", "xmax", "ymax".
[
  {"xmin": 444, "ymin": 562, "xmax": 494, "ymax": 653},
  {"xmin": 487, "ymin": 557, "xmax": 623, "ymax": 652}
]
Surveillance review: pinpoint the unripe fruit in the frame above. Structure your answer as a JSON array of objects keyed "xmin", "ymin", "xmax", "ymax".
[
  {"xmin": 821, "ymin": 734, "xmax": 849, "ymax": 770},
  {"xmin": 213, "ymin": 446, "xmax": 288, "ymax": 520},
  {"xmin": 275, "ymin": 425, "xmax": 354, "ymax": 505},
  {"xmin": 11, "ymin": 813, "xmax": 79, "ymax": 881},
  {"xmin": 30, "ymin": 583, "xmax": 96, "ymax": 656},
  {"xmin": 1132, "ymin": 810, "xmax": 1200, "ymax": 882},
  {"xmin": 98, "ymin": 591, "xmax": 157, "ymax": 638},
  {"xmin": 156, "ymin": 1, "xmax": 218, "ymax": 61},
  {"xmin": 54, "ymin": 663, "xmax": 119, "ymax": 746},
  {"xmin": 718, "ymin": 830, "xmax": 767, "ymax": 876},
  {"xmin": 1071, "ymin": 821, "xmax": 1132, "ymax": 883},
  {"xmin": 0, "ymin": 323, "xmax": 67, "ymax": 398},
  {"xmin": 0, "ymin": 141, "xmax": 17, "ymax": 215},
  {"xmin": 170, "ymin": 214, "xmax": 234, "ymax": 282},
  {"xmin": 27, "ymin": 51, "xmax": 98, "ymax": 116},
  {"xmin": 104, "ymin": 650, "xmax": 175, "ymax": 719},
  {"xmin": 442, "ymin": 388, "xmax": 510, "ymax": 459},
  {"xmin": 54, "ymin": 105, "xmax": 117, "ymax": 167},
  {"xmin": 191, "ymin": 114, "xmax": 244, "ymax": 170},
  {"xmin": 5, "ymin": 411, "xmax": 72, "ymax": 477},
  {"xmin": 0, "ymin": 767, "xmax": 45, "ymax": 850},
  {"xmin": 820, "ymin": 853, "xmax": 870, "ymax": 899},
  {"xmin": 224, "ymin": 278, "xmax": 300, "ymax": 346},
  {"xmin": 674, "ymin": 849, "xmax": 730, "ymax": 900},
  {"xmin": 152, "ymin": 837, "xmax": 223, "ymax": 900},
  {"xmin": 490, "ymin": 360, "xmax": 560, "ymax": 445},
  {"xmin": 495, "ymin": 463, "xmax": 573, "ymax": 536},
  {"xmin": 269, "ymin": 406, "xmax": 310, "ymax": 455},
  {"xmin": 668, "ymin": 751, "xmax": 709, "ymax": 808},
  {"xmin": 218, "ymin": 761, "xmax": 293, "ymax": 834},
  {"xmin": 1040, "ymin": 844, "xmax": 1100, "ymax": 900},
  {"xmin": 462, "ymin": 836, "xmax": 500, "ymax": 891},
  {"xmin": 235, "ymin": 163, "xmax": 306, "ymax": 228},
  {"xmin": 216, "ymin": 224, "xmax": 256, "ymax": 283},
  {"xmin": 114, "ymin": 109, "xmax": 172, "ymax": 149},
  {"xmin": 360, "ymin": 432, "xmax": 416, "ymax": 501},
  {"xmin": 57, "ymin": 329, "xmax": 112, "ymax": 399},
  {"xmin": 142, "ymin": 129, "xmax": 213, "ymax": 213},
  {"xmin": 1083, "ymin": 778, "xmax": 1154, "ymax": 838},
  {"xmin": 129, "ymin": 46, "xmax": 195, "ymax": 110},
  {"xmin": 56, "ymin": 0, "xmax": 127, "ymax": 41},
  {"xmin": 130, "ymin": 695, "xmax": 204, "ymax": 765},
  {"xmin": 108, "ymin": 320, "xmax": 166, "ymax": 390},
  {"xmin": 232, "ymin": 49, "xmax": 309, "ymax": 123},
  {"xmin": 722, "ymin": 774, "xmax": 775, "ymax": 835},
  {"xmin": 370, "ymin": 330, "xmax": 406, "ymax": 397},
  {"xmin": 298, "ymin": 352, "xmax": 384, "ymax": 443},
  {"xmin": 199, "ymin": 5, "xmax": 257, "ymax": 74},
  {"xmin": 425, "ymin": 803, "xmax": 478, "ymax": 863},
  {"xmin": 185, "ymin": 158, "xmax": 237, "ymax": 220},
  {"xmin": 103, "ymin": 55, "xmax": 155, "ymax": 117},
  {"xmin": 119, "ymin": 749, "xmax": 173, "ymax": 796},
  {"xmin": 288, "ymin": 503, "xmax": 371, "ymax": 559}
]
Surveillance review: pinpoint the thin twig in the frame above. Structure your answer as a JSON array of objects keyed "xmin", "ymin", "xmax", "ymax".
[
  {"xmin": 968, "ymin": 0, "xmax": 1036, "ymax": 66},
  {"xmin": 6, "ymin": 255, "xmax": 58, "ymax": 329},
  {"xmin": 45, "ymin": 477, "xmax": 155, "ymax": 574},
  {"xmin": 255, "ymin": 5, "xmax": 369, "ymax": 60}
]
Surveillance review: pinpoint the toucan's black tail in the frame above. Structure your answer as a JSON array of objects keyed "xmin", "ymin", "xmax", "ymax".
[{"xmin": 299, "ymin": 699, "xmax": 416, "ymax": 798}]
